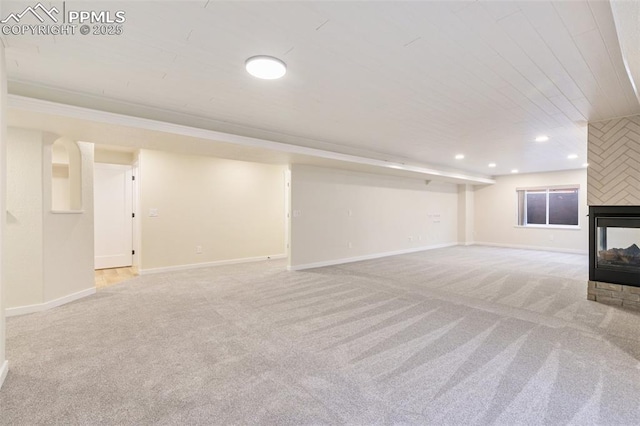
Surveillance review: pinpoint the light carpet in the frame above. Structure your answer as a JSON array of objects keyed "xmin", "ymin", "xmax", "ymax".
[{"xmin": 1, "ymin": 246, "xmax": 640, "ymax": 425}]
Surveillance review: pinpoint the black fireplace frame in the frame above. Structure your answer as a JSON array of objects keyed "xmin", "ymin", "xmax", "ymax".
[{"xmin": 589, "ymin": 206, "xmax": 640, "ymax": 288}]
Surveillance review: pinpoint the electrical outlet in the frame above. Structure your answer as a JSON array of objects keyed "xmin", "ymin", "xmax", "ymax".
[
  {"xmin": 196, "ymin": 245, "xmax": 203, "ymax": 254},
  {"xmin": 348, "ymin": 242, "xmax": 353, "ymax": 249},
  {"xmin": 149, "ymin": 208, "xmax": 158, "ymax": 217}
]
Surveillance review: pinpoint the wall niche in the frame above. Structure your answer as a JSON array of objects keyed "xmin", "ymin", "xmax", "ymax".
[{"xmin": 51, "ymin": 137, "xmax": 82, "ymax": 211}]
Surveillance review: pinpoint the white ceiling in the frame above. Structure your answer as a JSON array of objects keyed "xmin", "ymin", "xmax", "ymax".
[
  {"xmin": 3, "ymin": 0, "xmax": 640, "ymax": 176},
  {"xmin": 9, "ymin": 99, "xmax": 495, "ymax": 185}
]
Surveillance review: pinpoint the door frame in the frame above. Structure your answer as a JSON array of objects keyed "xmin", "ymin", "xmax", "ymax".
[{"xmin": 131, "ymin": 161, "xmax": 140, "ymax": 269}]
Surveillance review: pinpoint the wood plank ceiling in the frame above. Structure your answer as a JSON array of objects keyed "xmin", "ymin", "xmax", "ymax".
[{"xmin": 3, "ymin": 0, "xmax": 639, "ymax": 175}]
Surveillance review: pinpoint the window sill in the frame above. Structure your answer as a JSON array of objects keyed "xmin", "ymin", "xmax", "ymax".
[{"xmin": 514, "ymin": 225, "xmax": 581, "ymax": 230}]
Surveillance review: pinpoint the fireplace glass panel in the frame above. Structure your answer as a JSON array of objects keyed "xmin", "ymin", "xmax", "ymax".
[{"xmin": 596, "ymin": 217, "xmax": 640, "ymax": 274}]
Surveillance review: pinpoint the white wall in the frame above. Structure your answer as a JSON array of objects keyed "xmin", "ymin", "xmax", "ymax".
[
  {"xmin": 474, "ymin": 169, "xmax": 588, "ymax": 253},
  {"xmin": 606, "ymin": 228, "xmax": 640, "ymax": 249},
  {"xmin": 5, "ymin": 128, "xmax": 44, "ymax": 307},
  {"xmin": 42, "ymin": 141, "xmax": 95, "ymax": 302},
  {"xmin": 138, "ymin": 149, "xmax": 286, "ymax": 272},
  {"xmin": 95, "ymin": 147, "xmax": 136, "ymax": 165},
  {"xmin": 4, "ymin": 130, "xmax": 95, "ymax": 313},
  {"xmin": 52, "ymin": 168, "xmax": 71, "ymax": 211},
  {"xmin": 457, "ymin": 184, "xmax": 474, "ymax": 245},
  {"xmin": 0, "ymin": 35, "xmax": 8, "ymax": 388},
  {"xmin": 52, "ymin": 140, "xmax": 71, "ymax": 210},
  {"xmin": 289, "ymin": 165, "xmax": 459, "ymax": 269}
]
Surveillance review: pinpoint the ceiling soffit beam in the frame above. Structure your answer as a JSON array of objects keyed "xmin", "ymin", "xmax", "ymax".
[
  {"xmin": 8, "ymin": 94, "xmax": 495, "ymax": 185},
  {"xmin": 610, "ymin": 0, "xmax": 640, "ymax": 104}
]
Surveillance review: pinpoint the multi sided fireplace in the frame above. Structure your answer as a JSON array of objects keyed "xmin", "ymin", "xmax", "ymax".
[{"xmin": 589, "ymin": 206, "xmax": 640, "ymax": 287}]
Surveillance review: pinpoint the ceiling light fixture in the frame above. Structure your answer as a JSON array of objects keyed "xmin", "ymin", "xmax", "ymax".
[
  {"xmin": 455, "ymin": 154, "xmax": 464, "ymax": 160},
  {"xmin": 245, "ymin": 55, "xmax": 287, "ymax": 79},
  {"xmin": 535, "ymin": 135, "xmax": 549, "ymax": 142},
  {"xmin": 488, "ymin": 163, "xmax": 497, "ymax": 168},
  {"xmin": 511, "ymin": 169, "xmax": 519, "ymax": 173},
  {"xmin": 567, "ymin": 154, "xmax": 578, "ymax": 159}
]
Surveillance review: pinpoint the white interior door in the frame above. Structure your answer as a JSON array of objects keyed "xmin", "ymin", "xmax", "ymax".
[{"xmin": 94, "ymin": 163, "xmax": 133, "ymax": 269}]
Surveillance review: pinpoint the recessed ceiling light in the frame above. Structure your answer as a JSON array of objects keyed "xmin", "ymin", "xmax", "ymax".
[
  {"xmin": 455, "ymin": 154, "xmax": 464, "ymax": 160},
  {"xmin": 535, "ymin": 135, "xmax": 549, "ymax": 142},
  {"xmin": 582, "ymin": 163, "xmax": 589, "ymax": 168},
  {"xmin": 511, "ymin": 169, "xmax": 519, "ymax": 173},
  {"xmin": 488, "ymin": 163, "xmax": 497, "ymax": 168},
  {"xmin": 567, "ymin": 154, "xmax": 578, "ymax": 159},
  {"xmin": 245, "ymin": 55, "xmax": 287, "ymax": 79}
]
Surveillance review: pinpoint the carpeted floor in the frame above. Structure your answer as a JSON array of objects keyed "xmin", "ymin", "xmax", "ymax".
[{"xmin": 2, "ymin": 246, "xmax": 640, "ymax": 425}]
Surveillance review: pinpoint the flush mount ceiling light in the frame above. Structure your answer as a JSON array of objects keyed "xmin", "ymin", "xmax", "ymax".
[
  {"xmin": 488, "ymin": 163, "xmax": 497, "ymax": 168},
  {"xmin": 535, "ymin": 135, "xmax": 549, "ymax": 142},
  {"xmin": 455, "ymin": 154, "xmax": 465, "ymax": 160},
  {"xmin": 245, "ymin": 55, "xmax": 287, "ymax": 79},
  {"xmin": 567, "ymin": 154, "xmax": 578, "ymax": 159},
  {"xmin": 511, "ymin": 169, "xmax": 519, "ymax": 173}
]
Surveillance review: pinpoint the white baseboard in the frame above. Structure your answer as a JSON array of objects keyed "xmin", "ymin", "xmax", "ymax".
[
  {"xmin": 140, "ymin": 253, "xmax": 287, "ymax": 275},
  {"xmin": 5, "ymin": 287, "xmax": 96, "ymax": 317},
  {"xmin": 0, "ymin": 360, "xmax": 8, "ymax": 389},
  {"xmin": 287, "ymin": 243, "xmax": 458, "ymax": 271},
  {"xmin": 472, "ymin": 242, "xmax": 588, "ymax": 255}
]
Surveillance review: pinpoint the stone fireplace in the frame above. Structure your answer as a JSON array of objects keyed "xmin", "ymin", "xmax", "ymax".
[{"xmin": 587, "ymin": 115, "xmax": 640, "ymax": 308}]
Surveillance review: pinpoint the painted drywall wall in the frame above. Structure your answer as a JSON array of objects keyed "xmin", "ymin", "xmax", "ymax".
[
  {"xmin": 457, "ymin": 184, "xmax": 474, "ymax": 245},
  {"xmin": 95, "ymin": 147, "xmax": 136, "ymax": 165},
  {"xmin": 4, "ymin": 130, "xmax": 95, "ymax": 312},
  {"xmin": 289, "ymin": 165, "xmax": 458, "ymax": 269},
  {"xmin": 138, "ymin": 149, "xmax": 286, "ymax": 271},
  {"xmin": 42, "ymin": 141, "xmax": 95, "ymax": 301},
  {"xmin": 474, "ymin": 169, "xmax": 588, "ymax": 253},
  {"xmin": 52, "ymin": 140, "xmax": 71, "ymax": 210},
  {"xmin": 52, "ymin": 169, "xmax": 71, "ymax": 211},
  {"xmin": 5, "ymin": 128, "xmax": 44, "ymax": 307},
  {"xmin": 0, "ymin": 37, "xmax": 8, "ymax": 386}
]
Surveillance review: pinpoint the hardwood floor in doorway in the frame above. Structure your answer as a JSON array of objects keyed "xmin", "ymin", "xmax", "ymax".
[{"xmin": 95, "ymin": 267, "xmax": 138, "ymax": 288}]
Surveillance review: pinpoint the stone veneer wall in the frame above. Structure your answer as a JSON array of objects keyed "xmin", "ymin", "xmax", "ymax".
[
  {"xmin": 587, "ymin": 114, "xmax": 640, "ymax": 305},
  {"xmin": 588, "ymin": 281, "xmax": 640, "ymax": 309}
]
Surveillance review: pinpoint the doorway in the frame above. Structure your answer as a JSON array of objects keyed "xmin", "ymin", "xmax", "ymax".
[{"xmin": 94, "ymin": 163, "xmax": 134, "ymax": 269}]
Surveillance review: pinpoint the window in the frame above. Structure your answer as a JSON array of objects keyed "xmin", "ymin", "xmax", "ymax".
[{"xmin": 517, "ymin": 186, "xmax": 579, "ymax": 227}]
